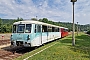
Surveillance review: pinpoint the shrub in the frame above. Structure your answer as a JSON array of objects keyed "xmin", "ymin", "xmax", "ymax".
[{"xmin": 87, "ymin": 30, "xmax": 90, "ymax": 34}]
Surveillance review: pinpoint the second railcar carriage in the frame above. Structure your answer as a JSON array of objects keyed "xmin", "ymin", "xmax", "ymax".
[
  {"xmin": 60, "ymin": 27, "xmax": 68, "ymax": 38},
  {"xmin": 11, "ymin": 20, "xmax": 61, "ymax": 47}
]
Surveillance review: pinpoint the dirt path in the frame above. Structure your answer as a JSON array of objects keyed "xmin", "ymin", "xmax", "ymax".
[
  {"xmin": 0, "ymin": 44, "xmax": 10, "ymax": 49},
  {"xmin": 0, "ymin": 33, "xmax": 11, "ymax": 40}
]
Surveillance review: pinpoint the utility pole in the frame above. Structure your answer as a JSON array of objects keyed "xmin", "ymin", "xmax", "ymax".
[
  {"xmin": 77, "ymin": 22, "xmax": 78, "ymax": 36},
  {"xmin": 70, "ymin": 0, "xmax": 77, "ymax": 46}
]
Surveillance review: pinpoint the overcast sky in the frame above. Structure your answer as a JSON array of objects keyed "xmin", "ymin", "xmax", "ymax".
[{"xmin": 0, "ymin": 0, "xmax": 90, "ymax": 25}]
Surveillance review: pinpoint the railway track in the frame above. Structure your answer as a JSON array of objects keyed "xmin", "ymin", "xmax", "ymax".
[
  {"xmin": 0, "ymin": 46, "xmax": 36, "ymax": 60},
  {"xmin": 0, "ymin": 49, "xmax": 22, "ymax": 60},
  {"xmin": 0, "ymin": 40, "xmax": 10, "ymax": 45},
  {"xmin": 0, "ymin": 38, "xmax": 36, "ymax": 60}
]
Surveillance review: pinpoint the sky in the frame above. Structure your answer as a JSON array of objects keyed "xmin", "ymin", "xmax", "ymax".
[{"xmin": 0, "ymin": 0, "xmax": 90, "ymax": 25}]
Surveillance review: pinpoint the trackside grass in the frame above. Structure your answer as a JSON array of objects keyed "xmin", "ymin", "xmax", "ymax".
[{"xmin": 15, "ymin": 32, "xmax": 90, "ymax": 60}]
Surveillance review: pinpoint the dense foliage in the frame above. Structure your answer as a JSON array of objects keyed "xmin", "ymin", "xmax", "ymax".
[
  {"xmin": 0, "ymin": 17, "xmax": 90, "ymax": 33},
  {"xmin": 0, "ymin": 17, "xmax": 23, "ymax": 33},
  {"xmin": 87, "ymin": 30, "xmax": 90, "ymax": 34}
]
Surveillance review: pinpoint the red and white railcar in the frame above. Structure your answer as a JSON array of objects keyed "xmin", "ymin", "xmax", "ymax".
[{"xmin": 60, "ymin": 27, "xmax": 68, "ymax": 38}]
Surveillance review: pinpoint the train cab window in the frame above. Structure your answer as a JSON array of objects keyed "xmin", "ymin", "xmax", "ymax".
[
  {"xmin": 17, "ymin": 24, "xmax": 25, "ymax": 33},
  {"xmin": 13, "ymin": 25, "xmax": 16, "ymax": 33},
  {"xmin": 25, "ymin": 24, "xmax": 31, "ymax": 33}
]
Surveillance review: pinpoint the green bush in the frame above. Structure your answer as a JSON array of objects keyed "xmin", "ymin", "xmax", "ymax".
[{"xmin": 87, "ymin": 30, "xmax": 90, "ymax": 34}]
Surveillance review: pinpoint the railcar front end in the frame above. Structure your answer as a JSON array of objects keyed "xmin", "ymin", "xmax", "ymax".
[{"xmin": 11, "ymin": 23, "xmax": 32, "ymax": 47}]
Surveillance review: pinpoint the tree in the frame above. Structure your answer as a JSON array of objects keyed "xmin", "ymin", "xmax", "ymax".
[
  {"xmin": 0, "ymin": 18, "xmax": 2, "ymax": 32},
  {"xmin": 16, "ymin": 17, "xmax": 23, "ymax": 22},
  {"xmin": 87, "ymin": 30, "xmax": 90, "ymax": 34},
  {"xmin": 31, "ymin": 18, "xmax": 37, "ymax": 21},
  {"xmin": 42, "ymin": 18, "xmax": 48, "ymax": 23},
  {"xmin": 39, "ymin": 19, "xmax": 43, "ymax": 22},
  {"xmin": 0, "ymin": 18, "xmax": 2, "ymax": 27},
  {"xmin": 18, "ymin": 17, "xmax": 23, "ymax": 21}
]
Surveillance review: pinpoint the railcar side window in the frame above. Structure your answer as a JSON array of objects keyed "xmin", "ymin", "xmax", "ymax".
[
  {"xmin": 58, "ymin": 28, "xmax": 59, "ymax": 32},
  {"xmin": 42, "ymin": 25, "xmax": 47, "ymax": 32},
  {"xmin": 54, "ymin": 28, "xmax": 59, "ymax": 32},
  {"xmin": 52, "ymin": 27, "xmax": 55, "ymax": 32},
  {"xmin": 17, "ymin": 24, "xmax": 25, "ymax": 33},
  {"xmin": 13, "ymin": 25, "xmax": 16, "ymax": 33},
  {"xmin": 48, "ymin": 26, "xmax": 52, "ymax": 32},
  {"xmin": 25, "ymin": 24, "xmax": 31, "ymax": 33}
]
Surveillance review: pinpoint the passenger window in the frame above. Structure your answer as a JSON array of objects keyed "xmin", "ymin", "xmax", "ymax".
[
  {"xmin": 55, "ymin": 28, "xmax": 59, "ymax": 32},
  {"xmin": 52, "ymin": 27, "xmax": 55, "ymax": 32},
  {"xmin": 58, "ymin": 28, "xmax": 59, "ymax": 32},
  {"xmin": 48, "ymin": 26, "xmax": 52, "ymax": 32},
  {"xmin": 42, "ymin": 25, "xmax": 47, "ymax": 32}
]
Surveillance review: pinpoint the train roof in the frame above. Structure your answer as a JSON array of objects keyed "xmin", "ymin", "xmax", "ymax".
[
  {"xmin": 13, "ymin": 20, "xmax": 60, "ymax": 28},
  {"xmin": 59, "ymin": 27, "xmax": 65, "ymax": 28},
  {"xmin": 64, "ymin": 28, "xmax": 68, "ymax": 29},
  {"xmin": 60, "ymin": 27, "xmax": 68, "ymax": 29}
]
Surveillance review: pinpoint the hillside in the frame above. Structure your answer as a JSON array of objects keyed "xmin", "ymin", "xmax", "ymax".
[
  {"xmin": 1, "ymin": 19, "xmax": 15, "ymax": 24},
  {"xmin": 0, "ymin": 18, "xmax": 90, "ymax": 33},
  {"xmin": 0, "ymin": 18, "xmax": 23, "ymax": 33},
  {"xmin": 38, "ymin": 18, "xmax": 90, "ymax": 31}
]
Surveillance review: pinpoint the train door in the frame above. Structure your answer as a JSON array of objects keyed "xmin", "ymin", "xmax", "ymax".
[
  {"xmin": 60, "ymin": 28, "xmax": 63, "ymax": 38},
  {"xmin": 42, "ymin": 25, "xmax": 48, "ymax": 44},
  {"xmin": 47, "ymin": 26, "xmax": 52, "ymax": 41},
  {"xmin": 35, "ymin": 24, "xmax": 42, "ymax": 45}
]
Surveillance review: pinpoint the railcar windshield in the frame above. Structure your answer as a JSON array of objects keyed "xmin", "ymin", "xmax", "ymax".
[
  {"xmin": 25, "ymin": 24, "xmax": 31, "ymax": 33},
  {"xmin": 13, "ymin": 24, "xmax": 32, "ymax": 33},
  {"xmin": 17, "ymin": 24, "xmax": 25, "ymax": 33}
]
